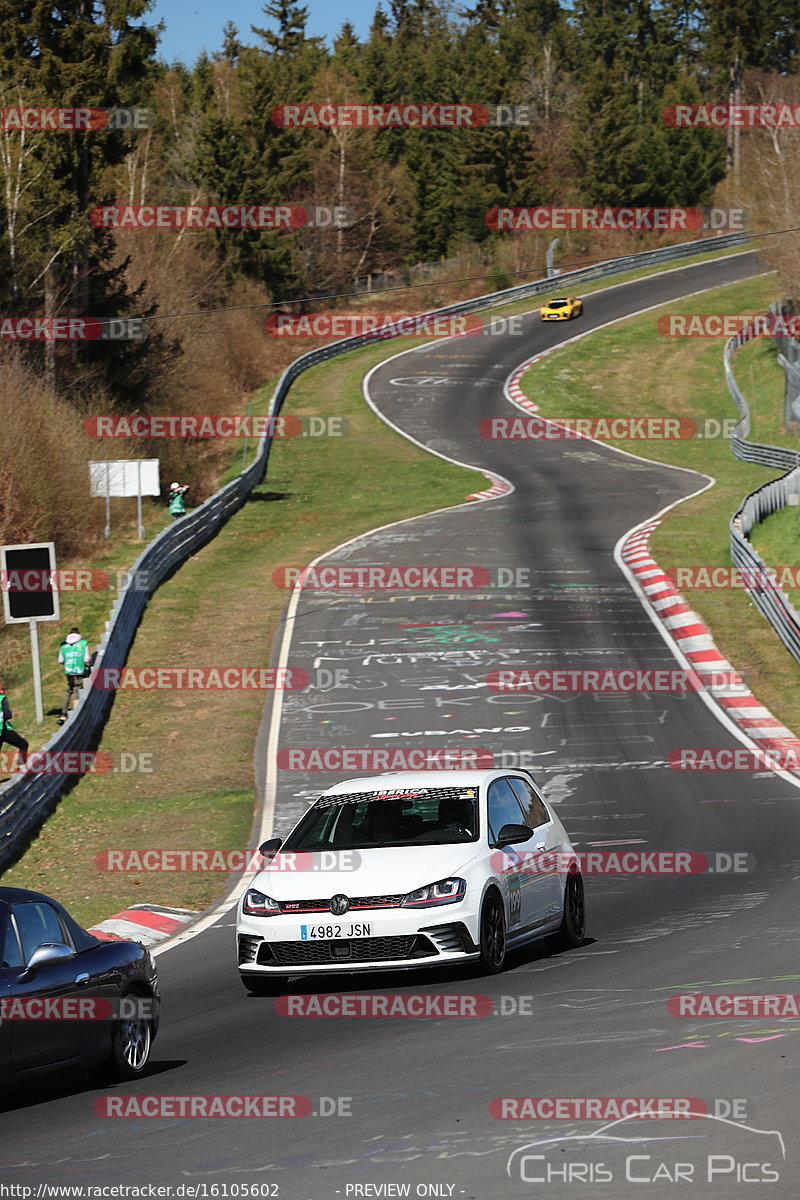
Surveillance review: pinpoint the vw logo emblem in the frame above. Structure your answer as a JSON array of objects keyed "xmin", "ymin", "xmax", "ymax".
[{"xmin": 330, "ymin": 894, "xmax": 350, "ymax": 916}]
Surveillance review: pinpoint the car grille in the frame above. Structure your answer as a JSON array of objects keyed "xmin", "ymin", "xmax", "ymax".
[
  {"xmin": 258, "ymin": 935, "xmax": 436, "ymax": 966},
  {"xmin": 238, "ymin": 934, "xmax": 262, "ymax": 965},
  {"xmin": 277, "ymin": 894, "xmax": 405, "ymax": 914}
]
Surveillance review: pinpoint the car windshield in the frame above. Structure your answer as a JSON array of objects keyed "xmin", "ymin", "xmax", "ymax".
[
  {"xmin": 548, "ymin": 299, "xmax": 569, "ymax": 307},
  {"xmin": 281, "ymin": 787, "xmax": 480, "ymax": 850}
]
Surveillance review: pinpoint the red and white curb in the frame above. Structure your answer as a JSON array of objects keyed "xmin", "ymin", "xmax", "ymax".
[
  {"xmin": 467, "ymin": 471, "xmax": 513, "ymax": 501},
  {"xmin": 620, "ymin": 520, "xmax": 800, "ymax": 755},
  {"xmin": 89, "ymin": 903, "xmax": 199, "ymax": 947},
  {"xmin": 477, "ymin": 343, "xmax": 583, "ymax": 493},
  {"xmin": 506, "ymin": 342, "xmax": 580, "ymax": 416}
]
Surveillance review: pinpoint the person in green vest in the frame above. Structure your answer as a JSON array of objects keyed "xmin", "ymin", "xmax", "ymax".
[
  {"xmin": 0, "ymin": 681, "xmax": 29, "ymax": 771},
  {"xmin": 169, "ymin": 481, "xmax": 188, "ymax": 519},
  {"xmin": 57, "ymin": 627, "xmax": 90, "ymax": 725}
]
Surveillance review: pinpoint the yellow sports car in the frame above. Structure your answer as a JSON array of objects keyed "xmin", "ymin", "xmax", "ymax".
[{"xmin": 539, "ymin": 296, "xmax": 583, "ymax": 321}]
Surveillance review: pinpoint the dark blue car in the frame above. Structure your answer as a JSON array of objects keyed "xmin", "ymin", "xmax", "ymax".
[{"xmin": 0, "ymin": 886, "xmax": 160, "ymax": 1086}]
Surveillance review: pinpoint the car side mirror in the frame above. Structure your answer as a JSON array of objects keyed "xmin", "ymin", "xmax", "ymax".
[
  {"xmin": 494, "ymin": 823, "xmax": 534, "ymax": 849},
  {"xmin": 258, "ymin": 837, "xmax": 283, "ymax": 859},
  {"xmin": 19, "ymin": 941, "xmax": 74, "ymax": 981}
]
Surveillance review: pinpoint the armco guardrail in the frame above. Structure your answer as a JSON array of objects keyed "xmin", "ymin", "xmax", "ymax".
[
  {"xmin": 727, "ymin": 309, "xmax": 800, "ymax": 665},
  {"xmin": 724, "ymin": 303, "xmax": 800, "ymax": 470},
  {"xmin": 0, "ymin": 231, "xmax": 747, "ymax": 871}
]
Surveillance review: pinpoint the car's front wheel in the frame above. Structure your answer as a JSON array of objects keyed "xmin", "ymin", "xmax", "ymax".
[
  {"xmin": 550, "ymin": 872, "xmax": 585, "ymax": 952},
  {"xmin": 91, "ymin": 992, "xmax": 152, "ymax": 1083},
  {"xmin": 477, "ymin": 889, "xmax": 507, "ymax": 974}
]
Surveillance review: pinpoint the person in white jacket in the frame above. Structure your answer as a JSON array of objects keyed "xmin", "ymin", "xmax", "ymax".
[{"xmin": 57, "ymin": 627, "xmax": 90, "ymax": 725}]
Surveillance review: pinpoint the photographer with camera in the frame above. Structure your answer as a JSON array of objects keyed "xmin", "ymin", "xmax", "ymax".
[{"xmin": 169, "ymin": 481, "xmax": 189, "ymax": 520}]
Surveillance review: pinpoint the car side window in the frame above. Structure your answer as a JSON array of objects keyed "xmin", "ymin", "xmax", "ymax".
[
  {"xmin": 12, "ymin": 902, "xmax": 69, "ymax": 964},
  {"xmin": 487, "ymin": 778, "xmax": 527, "ymax": 843},
  {"xmin": 509, "ymin": 777, "xmax": 551, "ymax": 829},
  {"xmin": 0, "ymin": 916, "xmax": 24, "ymax": 969}
]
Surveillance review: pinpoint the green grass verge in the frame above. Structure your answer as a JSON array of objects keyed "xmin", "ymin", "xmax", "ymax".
[
  {"xmin": 710, "ymin": 315, "xmax": 800, "ymax": 611},
  {"xmin": 733, "ymin": 334, "xmax": 795, "ymax": 448},
  {"xmin": 516, "ymin": 271, "xmax": 800, "ymax": 734},
  {"xmin": 750, "ymin": 504, "xmax": 800, "ymax": 614}
]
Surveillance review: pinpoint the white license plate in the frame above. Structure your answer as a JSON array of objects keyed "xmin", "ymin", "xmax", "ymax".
[{"xmin": 300, "ymin": 922, "xmax": 372, "ymax": 940}]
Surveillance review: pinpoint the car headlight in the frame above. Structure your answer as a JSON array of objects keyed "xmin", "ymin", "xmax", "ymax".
[
  {"xmin": 242, "ymin": 888, "xmax": 281, "ymax": 916},
  {"xmin": 402, "ymin": 878, "xmax": 466, "ymax": 908}
]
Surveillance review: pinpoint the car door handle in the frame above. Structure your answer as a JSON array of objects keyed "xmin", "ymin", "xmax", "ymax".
[
  {"xmin": 534, "ymin": 843, "xmax": 546, "ymax": 851},
  {"xmin": 74, "ymin": 973, "xmax": 90, "ymax": 985}
]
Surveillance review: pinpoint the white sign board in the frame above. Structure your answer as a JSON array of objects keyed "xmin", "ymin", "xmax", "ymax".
[{"xmin": 89, "ymin": 459, "xmax": 161, "ymax": 498}]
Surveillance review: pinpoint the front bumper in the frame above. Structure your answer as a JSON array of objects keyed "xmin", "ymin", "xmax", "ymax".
[{"xmin": 237, "ymin": 907, "xmax": 480, "ymax": 975}]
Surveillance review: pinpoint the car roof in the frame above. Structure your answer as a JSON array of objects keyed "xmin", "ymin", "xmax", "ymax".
[
  {"xmin": 0, "ymin": 886, "xmax": 102, "ymax": 950},
  {"xmin": 0, "ymin": 886, "xmax": 58, "ymax": 905},
  {"xmin": 319, "ymin": 769, "xmax": 529, "ymax": 796}
]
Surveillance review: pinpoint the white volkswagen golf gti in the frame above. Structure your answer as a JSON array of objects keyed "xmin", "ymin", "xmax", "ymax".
[{"xmin": 237, "ymin": 769, "xmax": 585, "ymax": 993}]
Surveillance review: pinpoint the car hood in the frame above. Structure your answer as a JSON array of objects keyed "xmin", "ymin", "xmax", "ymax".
[{"xmin": 250, "ymin": 844, "xmax": 482, "ymax": 901}]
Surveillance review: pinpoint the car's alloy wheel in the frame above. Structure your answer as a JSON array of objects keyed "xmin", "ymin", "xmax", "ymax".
[
  {"xmin": 91, "ymin": 993, "xmax": 152, "ymax": 1083},
  {"xmin": 551, "ymin": 873, "xmax": 586, "ymax": 951},
  {"xmin": 478, "ymin": 890, "xmax": 507, "ymax": 974},
  {"xmin": 119, "ymin": 1013, "xmax": 151, "ymax": 1073}
]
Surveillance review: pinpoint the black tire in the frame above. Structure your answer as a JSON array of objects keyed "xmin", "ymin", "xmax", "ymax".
[
  {"xmin": 241, "ymin": 973, "xmax": 287, "ymax": 996},
  {"xmin": 90, "ymin": 993, "xmax": 152, "ymax": 1083},
  {"xmin": 550, "ymin": 872, "xmax": 586, "ymax": 952},
  {"xmin": 477, "ymin": 889, "xmax": 507, "ymax": 974}
]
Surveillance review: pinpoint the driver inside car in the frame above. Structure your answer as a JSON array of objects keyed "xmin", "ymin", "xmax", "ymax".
[{"xmin": 437, "ymin": 795, "xmax": 475, "ymax": 837}]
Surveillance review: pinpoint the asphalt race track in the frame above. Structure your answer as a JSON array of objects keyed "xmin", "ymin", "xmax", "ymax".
[{"xmin": 5, "ymin": 251, "xmax": 800, "ymax": 1198}]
